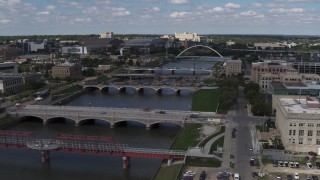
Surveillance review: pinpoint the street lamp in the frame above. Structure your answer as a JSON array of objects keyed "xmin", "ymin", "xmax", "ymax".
[{"xmin": 113, "ymin": 108, "xmax": 116, "ymax": 119}]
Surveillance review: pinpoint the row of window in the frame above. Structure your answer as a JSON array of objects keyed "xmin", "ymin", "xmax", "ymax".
[
  {"xmin": 256, "ymin": 68, "xmax": 285, "ymax": 72},
  {"xmin": 4, "ymin": 80, "xmax": 21, "ymax": 87},
  {"xmin": 289, "ymin": 129, "xmax": 320, "ymax": 136},
  {"xmin": 53, "ymin": 70, "xmax": 70, "ymax": 74},
  {"xmin": 289, "ymin": 138, "xmax": 320, "ymax": 145},
  {"xmin": 290, "ymin": 123, "xmax": 320, "ymax": 127}
]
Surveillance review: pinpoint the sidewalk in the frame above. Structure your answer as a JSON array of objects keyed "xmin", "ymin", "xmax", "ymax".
[{"xmin": 221, "ymin": 124, "xmax": 232, "ymax": 169}]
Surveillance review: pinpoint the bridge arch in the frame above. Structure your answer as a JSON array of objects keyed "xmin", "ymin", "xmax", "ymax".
[
  {"xmin": 113, "ymin": 119, "xmax": 148, "ymax": 127},
  {"xmin": 149, "ymin": 121, "xmax": 182, "ymax": 128},
  {"xmin": 78, "ymin": 118, "xmax": 112, "ymax": 126},
  {"xmin": 176, "ymin": 45, "xmax": 224, "ymax": 59},
  {"xmin": 18, "ymin": 115, "xmax": 45, "ymax": 123},
  {"xmin": 46, "ymin": 116, "xmax": 77, "ymax": 125},
  {"xmin": 83, "ymin": 86, "xmax": 100, "ymax": 91}
]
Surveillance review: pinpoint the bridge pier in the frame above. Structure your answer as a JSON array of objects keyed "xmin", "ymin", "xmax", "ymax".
[
  {"xmin": 75, "ymin": 122, "xmax": 79, "ymax": 127},
  {"xmin": 41, "ymin": 150, "xmax": 50, "ymax": 163},
  {"xmin": 167, "ymin": 159, "xmax": 172, "ymax": 166},
  {"xmin": 110, "ymin": 123, "xmax": 115, "ymax": 128},
  {"xmin": 146, "ymin": 125, "xmax": 151, "ymax": 131},
  {"xmin": 43, "ymin": 121, "xmax": 47, "ymax": 125},
  {"xmin": 122, "ymin": 156, "xmax": 130, "ymax": 169}
]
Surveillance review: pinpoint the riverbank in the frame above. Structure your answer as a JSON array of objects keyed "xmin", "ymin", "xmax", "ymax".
[
  {"xmin": 0, "ymin": 115, "xmax": 19, "ymax": 129},
  {"xmin": 152, "ymin": 88, "xmax": 224, "ymax": 179}
]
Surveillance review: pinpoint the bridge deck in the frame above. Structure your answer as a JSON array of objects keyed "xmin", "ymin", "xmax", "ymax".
[{"xmin": 0, "ymin": 131, "xmax": 186, "ymax": 159}]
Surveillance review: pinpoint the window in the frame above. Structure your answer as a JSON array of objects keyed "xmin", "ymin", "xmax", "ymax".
[
  {"xmin": 307, "ymin": 138, "xmax": 312, "ymax": 145},
  {"xmin": 308, "ymin": 123, "xmax": 314, "ymax": 127},
  {"xmin": 317, "ymin": 139, "xmax": 320, "ymax": 145},
  {"xmin": 299, "ymin": 130, "xmax": 304, "ymax": 136},
  {"xmin": 289, "ymin": 130, "xmax": 292, "ymax": 136},
  {"xmin": 299, "ymin": 123, "xmax": 304, "ymax": 127},
  {"xmin": 308, "ymin": 130, "xmax": 313, "ymax": 136},
  {"xmin": 317, "ymin": 130, "xmax": 320, "ymax": 136},
  {"xmin": 317, "ymin": 124, "xmax": 320, "ymax": 127},
  {"xmin": 290, "ymin": 123, "xmax": 292, "ymax": 126},
  {"xmin": 292, "ymin": 139, "xmax": 295, "ymax": 144},
  {"xmin": 299, "ymin": 138, "xmax": 303, "ymax": 144},
  {"xmin": 293, "ymin": 123, "xmax": 296, "ymax": 126},
  {"xmin": 293, "ymin": 130, "xmax": 296, "ymax": 136}
]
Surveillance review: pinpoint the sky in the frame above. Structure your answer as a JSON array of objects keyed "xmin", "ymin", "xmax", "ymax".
[{"xmin": 0, "ymin": 0, "xmax": 320, "ymax": 36}]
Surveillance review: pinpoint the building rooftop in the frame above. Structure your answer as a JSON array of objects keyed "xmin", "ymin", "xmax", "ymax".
[{"xmin": 279, "ymin": 97, "xmax": 320, "ymax": 114}]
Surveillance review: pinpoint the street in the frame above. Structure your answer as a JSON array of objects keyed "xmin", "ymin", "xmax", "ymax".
[{"xmin": 230, "ymin": 86, "xmax": 265, "ymax": 180}]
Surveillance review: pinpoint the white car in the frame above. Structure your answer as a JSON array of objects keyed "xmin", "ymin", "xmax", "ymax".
[
  {"xmin": 307, "ymin": 162, "xmax": 312, "ymax": 168},
  {"xmin": 294, "ymin": 172, "xmax": 299, "ymax": 179},
  {"xmin": 234, "ymin": 173, "xmax": 240, "ymax": 180}
]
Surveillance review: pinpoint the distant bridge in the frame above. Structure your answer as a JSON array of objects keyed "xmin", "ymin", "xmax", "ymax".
[
  {"xmin": 176, "ymin": 45, "xmax": 224, "ymax": 60},
  {"xmin": 82, "ymin": 84, "xmax": 198, "ymax": 95},
  {"xmin": 8, "ymin": 105, "xmax": 220, "ymax": 130}
]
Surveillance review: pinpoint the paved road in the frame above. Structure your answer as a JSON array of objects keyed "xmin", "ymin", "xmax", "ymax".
[{"xmin": 229, "ymin": 86, "xmax": 266, "ymax": 180}]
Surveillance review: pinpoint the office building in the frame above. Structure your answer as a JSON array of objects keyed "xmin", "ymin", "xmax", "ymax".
[
  {"xmin": 51, "ymin": 63, "xmax": 82, "ymax": 78},
  {"xmin": 274, "ymin": 96, "xmax": 320, "ymax": 152},
  {"xmin": 174, "ymin": 32, "xmax": 201, "ymax": 42},
  {"xmin": 225, "ymin": 60, "xmax": 242, "ymax": 76}
]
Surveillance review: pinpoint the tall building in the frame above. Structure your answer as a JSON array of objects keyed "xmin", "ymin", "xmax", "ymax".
[
  {"xmin": 60, "ymin": 46, "xmax": 88, "ymax": 55},
  {"xmin": 0, "ymin": 62, "xmax": 18, "ymax": 73},
  {"xmin": 51, "ymin": 63, "xmax": 82, "ymax": 79},
  {"xmin": 291, "ymin": 62, "xmax": 320, "ymax": 75},
  {"xmin": 0, "ymin": 73, "xmax": 41, "ymax": 94},
  {"xmin": 251, "ymin": 60, "xmax": 288, "ymax": 83},
  {"xmin": 174, "ymin": 32, "xmax": 201, "ymax": 42},
  {"xmin": 225, "ymin": 60, "xmax": 242, "ymax": 76},
  {"xmin": 100, "ymin": 32, "xmax": 113, "ymax": 39},
  {"xmin": 274, "ymin": 95, "xmax": 320, "ymax": 153}
]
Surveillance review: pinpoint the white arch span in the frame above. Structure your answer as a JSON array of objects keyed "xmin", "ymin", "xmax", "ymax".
[{"xmin": 176, "ymin": 45, "xmax": 224, "ymax": 59}]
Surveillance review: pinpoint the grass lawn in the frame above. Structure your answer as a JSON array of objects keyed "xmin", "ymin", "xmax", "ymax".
[
  {"xmin": 192, "ymin": 89, "xmax": 219, "ymax": 112},
  {"xmin": 153, "ymin": 164, "xmax": 182, "ymax": 180},
  {"xmin": 184, "ymin": 157, "xmax": 222, "ymax": 167},
  {"xmin": 209, "ymin": 136, "xmax": 225, "ymax": 154},
  {"xmin": 170, "ymin": 124, "xmax": 202, "ymax": 150}
]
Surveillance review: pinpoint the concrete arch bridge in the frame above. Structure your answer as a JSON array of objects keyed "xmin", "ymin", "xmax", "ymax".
[
  {"xmin": 7, "ymin": 105, "xmax": 219, "ymax": 130},
  {"xmin": 83, "ymin": 84, "xmax": 197, "ymax": 95}
]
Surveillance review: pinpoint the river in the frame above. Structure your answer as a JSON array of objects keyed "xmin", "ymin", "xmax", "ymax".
[{"xmin": 0, "ymin": 58, "xmax": 217, "ymax": 180}]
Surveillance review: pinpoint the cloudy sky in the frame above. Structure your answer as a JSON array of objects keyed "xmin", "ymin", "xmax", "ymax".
[{"xmin": 0, "ymin": 0, "xmax": 320, "ymax": 35}]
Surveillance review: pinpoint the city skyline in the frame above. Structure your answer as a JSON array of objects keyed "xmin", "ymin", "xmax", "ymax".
[{"xmin": 0, "ymin": 0, "xmax": 320, "ymax": 36}]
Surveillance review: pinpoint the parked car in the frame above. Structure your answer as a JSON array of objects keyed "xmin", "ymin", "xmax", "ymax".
[
  {"xmin": 278, "ymin": 161, "xmax": 284, "ymax": 167},
  {"xmin": 307, "ymin": 162, "xmax": 313, "ymax": 168},
  {"xmin": 312, "ymin": 175, "xmax": 318, "ymax": 180},
  {"xmin": 307, "ymin": 175, "xmax": 312, "ymax": 180},
  {"xmin": 234, "ymin": 173, "xmax": 240, "ymax": 180},
  {"xmin": 284, "ymin": 161, "xmax": 289, "ymax": 167},
  {"xmin": 294, "ymin": 162, "xmax": 300, "ymax": 168},
  {"xmin": 199, "ymin": 170, "xmax": 206, "ymax": 180},
  {"xmin": 294, "ymin": 172, "xmax": 299, "ymax": 180},
  {"xmin": 277, "ymin": 174, "xmax": 282, "ymax": 179},
  {"xmin": 287, "ymin": 174, "xmax": 293, "ymax": 180},
  {"xmin": 273, "ymin": 160, "xmax": 279, "ymax": 167},
  {"xmin": 289, "ymin": 162, "xmax": 295, "ymax": 168},
  {"xmin": 316, "ymin": 162, "xmax": 320, "ymax": 169}
]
